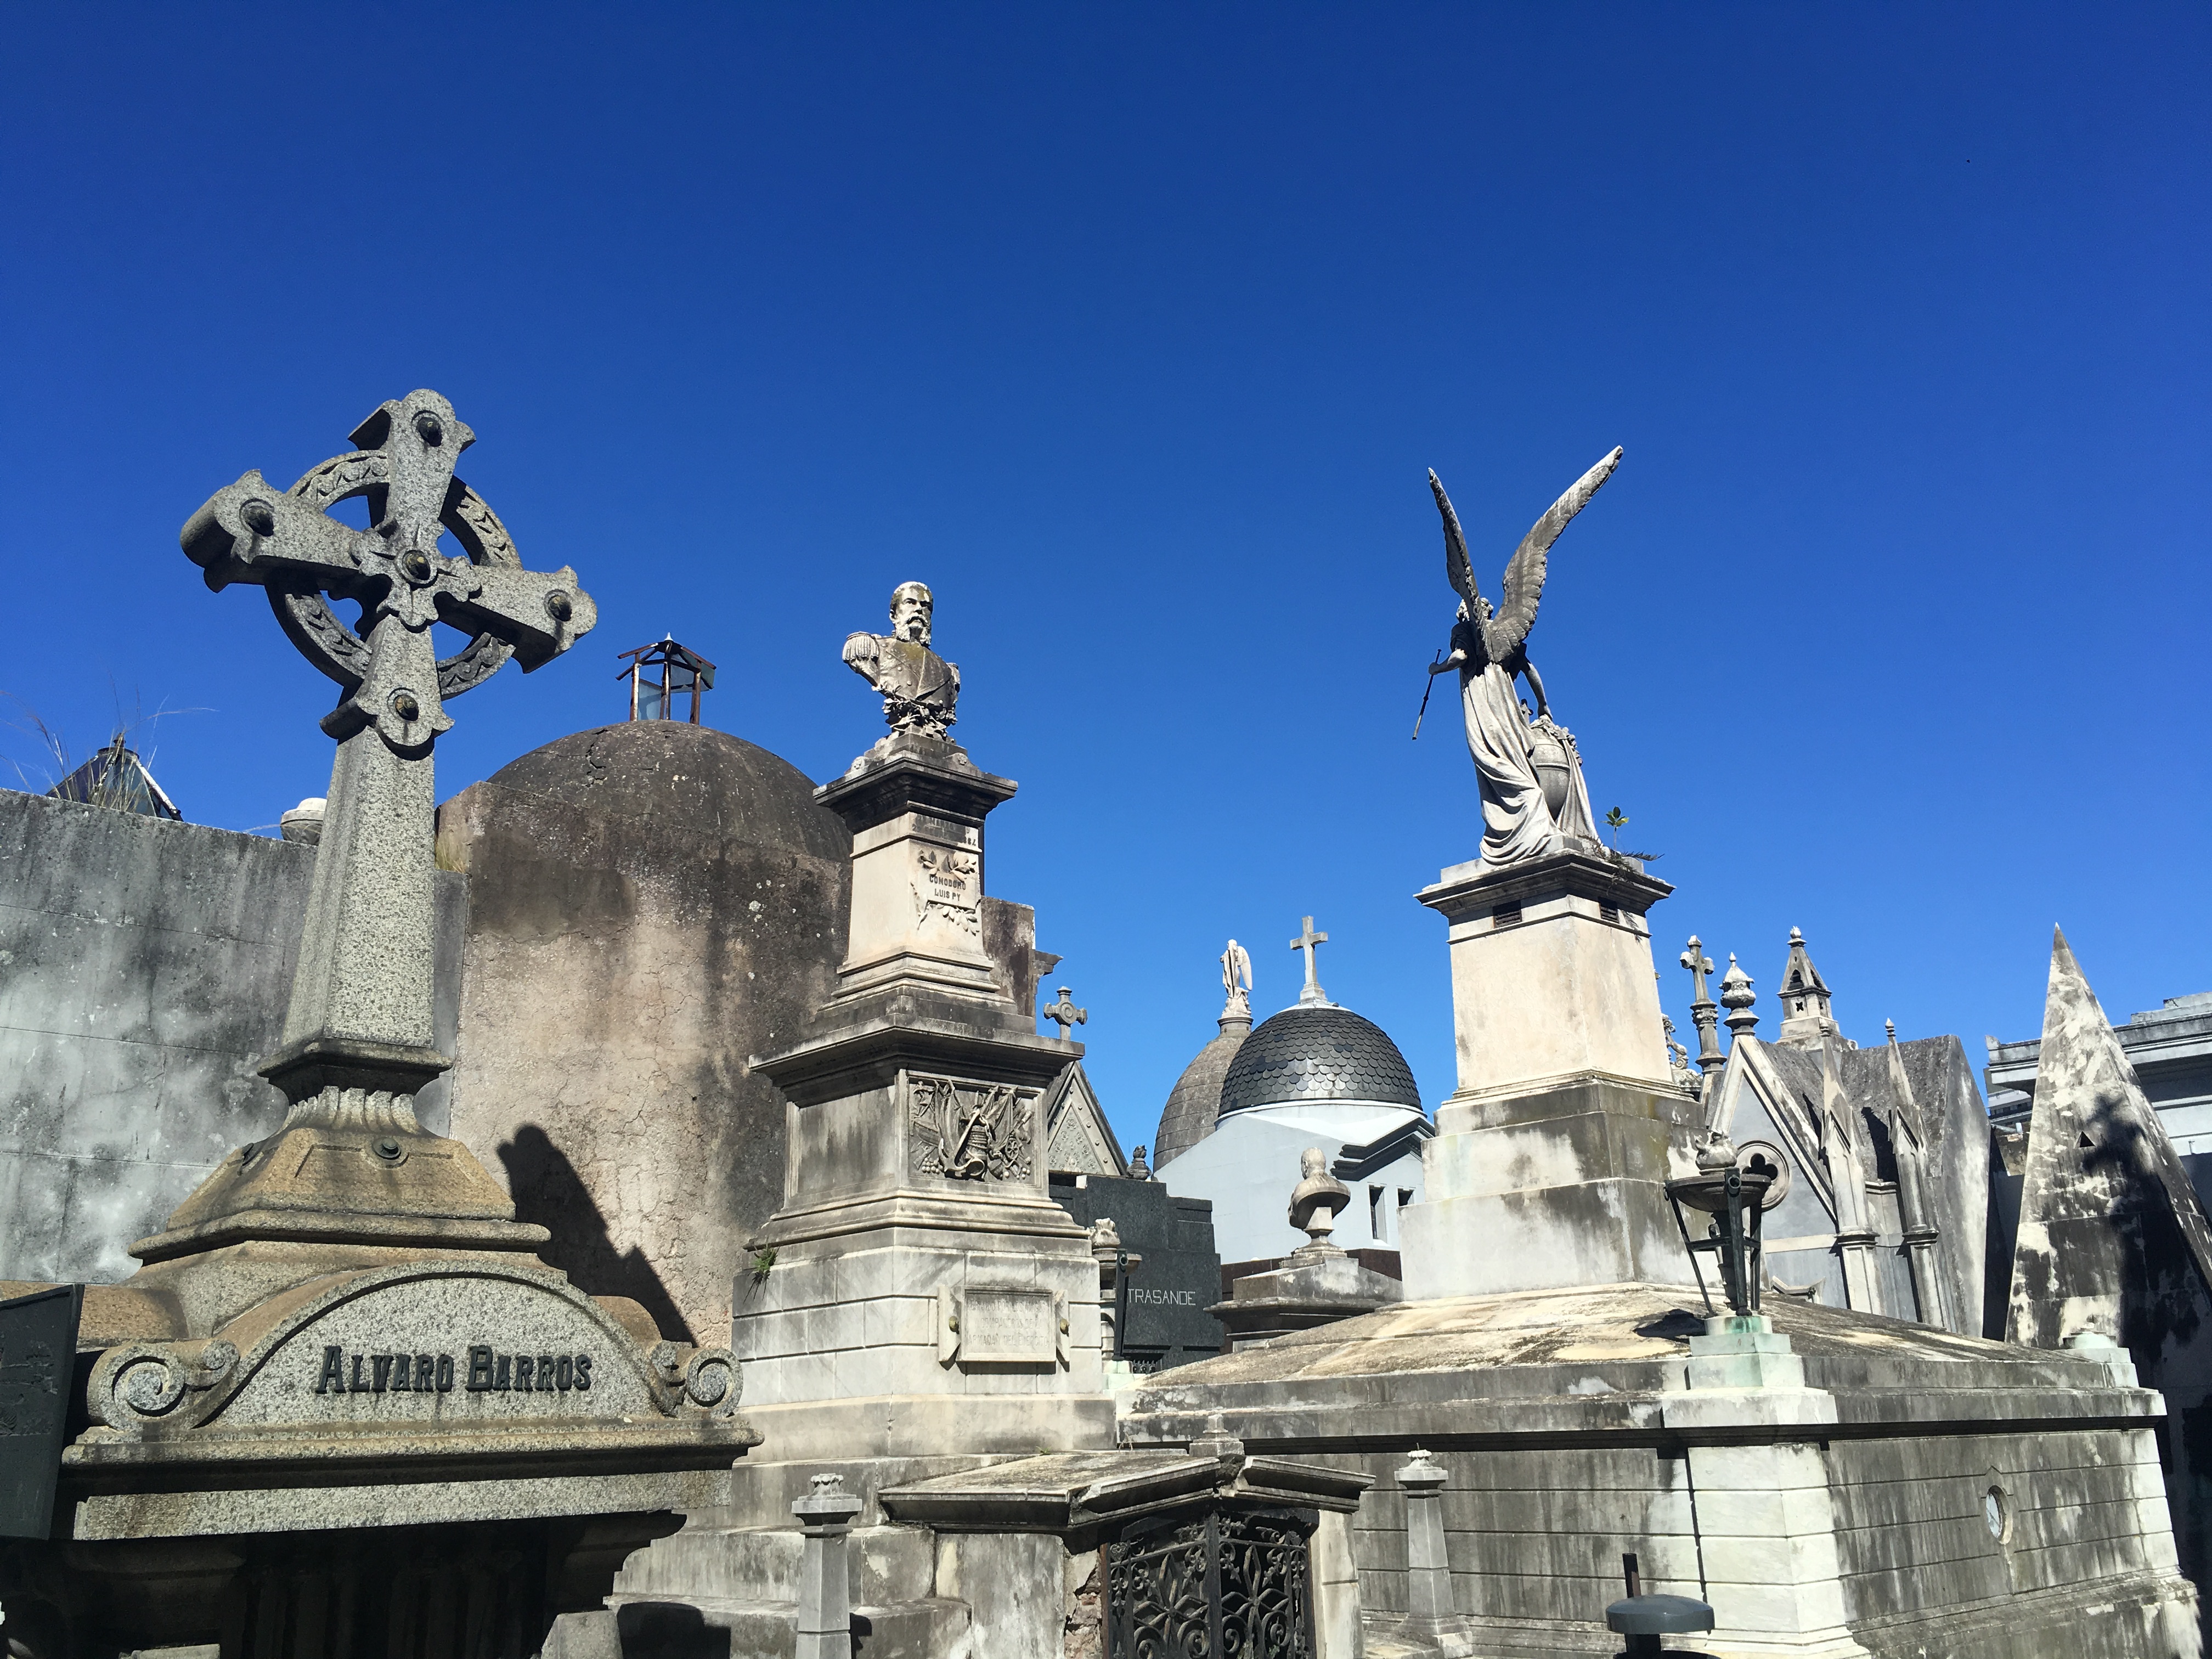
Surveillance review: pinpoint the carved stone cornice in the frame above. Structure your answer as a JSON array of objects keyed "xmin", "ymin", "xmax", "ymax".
[{"xmin": 1416, "ymin": 847, "xmax": 1673, "ymax": 923}]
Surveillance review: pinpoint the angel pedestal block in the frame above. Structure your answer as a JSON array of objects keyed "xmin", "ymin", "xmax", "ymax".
[
  {"xmin": 734, "ymin": 733, "xmax": 1111, "ymax": 1471},
  {"xmin": 1400, "ymin": 849, "xmax": 1700, "ymax": 1300}
]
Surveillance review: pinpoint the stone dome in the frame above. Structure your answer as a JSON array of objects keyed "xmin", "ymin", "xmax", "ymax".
[
  {"xmin": 1153, "ymin": 1017, "xmax": 1251, "ymax": 1171},
  {"xmin": 476, "ymin": 719, "xmax": 849, "ymax": 863},
  {"xmin": 438, "ymin": 716, "xmax": 851, "ymax": 1346},
  {"xmin": 1217, "ymin": 1002, "xmax": 1422, "ymax": 1119}
]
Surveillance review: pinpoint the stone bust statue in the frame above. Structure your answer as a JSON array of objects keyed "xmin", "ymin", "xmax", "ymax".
[{"xmin": 842, "ymin": 580, "xmax": 961, "ymax": 739}]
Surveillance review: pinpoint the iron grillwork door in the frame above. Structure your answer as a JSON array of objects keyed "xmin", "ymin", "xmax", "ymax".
[{"xmin": 1105, "ymin": 1507, "xmax": 1315, "ymax": 1658}]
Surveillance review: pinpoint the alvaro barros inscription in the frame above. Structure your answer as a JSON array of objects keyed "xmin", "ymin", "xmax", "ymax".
[{"xmin": 312, "ymin": 1344, "xmax": 595, "ymax": 1397}]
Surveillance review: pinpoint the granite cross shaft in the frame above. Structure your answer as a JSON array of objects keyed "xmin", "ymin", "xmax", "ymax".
[
  {"xmin": 182, "ymin": 390, "xmax": 596, "ymax": 1118},
  {"xmin": 1291, "ymin": 915, "xmax": 1329, "ymax": 1006}
]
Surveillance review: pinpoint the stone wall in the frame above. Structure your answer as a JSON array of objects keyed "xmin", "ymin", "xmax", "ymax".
[
  {"xmin": 435, "ymin": 720, "xmax": 850, "ymax": 1347},
  {"xmin": 1336, "ymin": 1443, "xmax": 1697, "ymax": 1628},
  {"xmin": 1825, "ymin": 1427, "xmax": 2178, "ymax": 1627},
  {"xmin": 0, "ymin": 789, "xmax": 464, "ymax": 1285},
  {"xmin": 1311, "ymin": 1429, "xmax": 2191, "ymax": 1658}
]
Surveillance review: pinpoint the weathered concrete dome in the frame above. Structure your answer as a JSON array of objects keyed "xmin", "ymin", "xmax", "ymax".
[
  {"xmin": 1218, "ymin": 1003, "xmax": 1421, "ymax": 1119},
  {"xmin": 477, "ymin": 719, "xmax": 850, "ymax": 864},
  {"xmin": 1153, "ymin": 1019, "xmax": 1251, "ymax": 1170},
  {"xmin": 437, "ymin": 717, "xmax": 851, "ymax": 1346}
]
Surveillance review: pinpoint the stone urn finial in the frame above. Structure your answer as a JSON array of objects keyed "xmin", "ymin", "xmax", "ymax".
[
  {"xmin": 1287, "ymin": 1147, "xmax": 1351, "ymax": 1260},
  {"xmin": 1719, "ymin": 953, "xmax": 1758, "ymax": 1041}
]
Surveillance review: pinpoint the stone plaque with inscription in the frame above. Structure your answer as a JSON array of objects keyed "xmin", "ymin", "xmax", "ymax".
[{"xmin": 939, "ymin": 1284, "xmax": 1065, "ymax": 1366}]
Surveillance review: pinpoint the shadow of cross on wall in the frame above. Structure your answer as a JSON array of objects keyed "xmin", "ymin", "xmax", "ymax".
[{"xmin": 497, "ymin": 1126, "xmax": 696, "ymax": 1345}]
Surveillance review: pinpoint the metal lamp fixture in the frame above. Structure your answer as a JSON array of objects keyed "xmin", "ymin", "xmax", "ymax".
[{"xmin": 1664, "ymin": 1137, "xmax": 1773, "ymax": 1318}]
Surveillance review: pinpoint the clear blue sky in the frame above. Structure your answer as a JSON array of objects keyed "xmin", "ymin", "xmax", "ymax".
[{"xmin": 4, "ymin": 6, "xmax": 2205, "ymax": 1155}]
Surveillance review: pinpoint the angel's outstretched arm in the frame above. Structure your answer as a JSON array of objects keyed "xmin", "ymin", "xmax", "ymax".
[{"xmin": 1521, "ymin": 658, "xmax": 1551, "ymax": 719}]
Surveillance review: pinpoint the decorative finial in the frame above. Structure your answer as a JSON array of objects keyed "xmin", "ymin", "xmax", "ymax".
[
  {"xmin": 1885, "ymin": 1018, "xmax": 1897, "ymax": 1044},
  {"xmin": 1289, "ymin": 916, "xmax": 1330, "ymax": 1006},
  {"xmin": 1719, "ymin": 953, "xmax": 1758, "ymax": 1041},
  {"xmin": 1396, "ymin": 1446, "xmax": 1448, "ymax": 1490},
  {"xmin": 1042, "ymin": 985, "xmax": 1087, "ymax": 1041},
  {"xmin": 1128, "ymin": 1143, "xmax": 1152, "ymax": 1180},
  {"xmin": 1286, "ymin": 1146, "xmax": 1351, "ymax": 1259}
]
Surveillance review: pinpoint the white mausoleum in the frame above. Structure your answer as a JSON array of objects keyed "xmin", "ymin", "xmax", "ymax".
[{"xmin": 1155, "ymin": 926, "xmax": 1430, "ymax": 1266}]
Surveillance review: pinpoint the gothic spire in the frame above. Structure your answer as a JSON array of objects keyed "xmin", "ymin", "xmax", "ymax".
[{"xmin": 1775, "ymin": 926, "xmax": 1841, "ymax": 1048}]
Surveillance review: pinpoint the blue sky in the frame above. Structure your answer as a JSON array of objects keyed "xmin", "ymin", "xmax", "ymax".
[{"xmin": 3, "ymin": 5, "xmax": 2205, "ymax": 1155}]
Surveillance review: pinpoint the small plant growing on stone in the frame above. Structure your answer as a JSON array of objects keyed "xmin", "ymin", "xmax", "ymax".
[
  {"xmin": 1601, "ymin": 805, "xmax": 1662, "ymax": 864},
  {"xmin": 749, "ymin": 1247, "xmax": 777, "ymax": 1283}
]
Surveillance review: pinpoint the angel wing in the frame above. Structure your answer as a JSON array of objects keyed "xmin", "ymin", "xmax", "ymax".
[
  {"xmin": 1428, "ymin": 469, "xmax": 1480, "ymax": 612},
  {"xmin": 1487, "ymin": 446, "xmax": 1623, "ymax": 660}
]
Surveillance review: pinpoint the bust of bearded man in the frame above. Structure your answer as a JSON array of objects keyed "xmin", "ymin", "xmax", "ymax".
[{"xmin": 841, "ymin": 580, "xmax": 960, "ymax": 738}]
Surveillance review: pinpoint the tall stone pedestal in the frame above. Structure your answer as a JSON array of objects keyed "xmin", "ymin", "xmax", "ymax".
[
  {"xmin": 1400, "ymin": 850, "xmax": 1697, "ymax": 1300},
  {"xmin": 735, "ymin": 732, "xmax": 1112, "ymax": 1465}
]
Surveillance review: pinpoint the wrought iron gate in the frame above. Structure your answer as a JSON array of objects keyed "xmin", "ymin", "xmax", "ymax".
[{"xmin": 1104, "ymin": 1506, "xmax": 1315, "ymax": 1658}]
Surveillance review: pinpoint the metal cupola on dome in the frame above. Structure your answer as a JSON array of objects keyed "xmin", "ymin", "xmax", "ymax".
[{"xmin": 619, "ymin": 635, "xmax": 716, "ymax": 723}]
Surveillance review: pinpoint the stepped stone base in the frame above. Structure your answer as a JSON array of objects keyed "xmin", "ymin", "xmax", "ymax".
[{"xmin": 1402, "ymin": 1076, "xmax": 1694, "ymax": 1301}]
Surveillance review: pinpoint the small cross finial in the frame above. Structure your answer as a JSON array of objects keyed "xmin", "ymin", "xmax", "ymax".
[
  {"xmin": 1043, "ymin": 985, "xmax": 1087, "ymax": 1040},
  {"xmin": 1679, "ymin": 935, "xmax": 1716, "ymax": 1003},
  {"xmin": 1289, "ymin": 916, "xmax": 1330, "ymax": 1005}
]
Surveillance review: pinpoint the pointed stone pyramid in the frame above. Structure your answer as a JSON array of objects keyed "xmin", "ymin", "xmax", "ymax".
[{"xmin": 2006, "ymin": 927, "xmax": 2212, "ymax": 1348}]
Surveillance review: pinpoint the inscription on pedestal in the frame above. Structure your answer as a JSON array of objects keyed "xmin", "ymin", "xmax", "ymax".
[
  {"xmin": 964, "ymin": 1289, "xmax": 1054, "ymax": 1361},
  {"xmin": 909, "ymin": 1072, "xmax": 1036, "ymax": 1182},
  {"xmin": 912, "ymin": 845, "xmax": 981, "ymax": 937},
  {"xmin": 935, "ymin": 1284, "xmax": 1066, "ymax": 1367}
]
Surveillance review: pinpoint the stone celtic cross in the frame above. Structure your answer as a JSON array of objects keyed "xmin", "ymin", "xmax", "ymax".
[
  {"xmin": 182, "ymin": 390, "xmax": 595, "ymax": 1116},
  {"xmin": 1042, "ymin": 986, "xmax": 1087, "ymax": 1041}
]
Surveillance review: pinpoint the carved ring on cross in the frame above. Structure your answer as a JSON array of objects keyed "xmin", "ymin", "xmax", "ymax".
[{"xmin": 269, "ymin": 441, "xmax": 527, "ymax": 703}]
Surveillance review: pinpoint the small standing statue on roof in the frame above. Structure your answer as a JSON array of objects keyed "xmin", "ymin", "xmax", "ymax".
[
  {"xmin": 842, "ymin": 580, "xmax": 960, "ymax": 739},
  {"xmin": 1425, "ymin": 451, "xmax": 1620, "ymax": 867},
  {"xmin": 1219, "ymin": 938, "xmax": 1254, "ymax": 1022}
]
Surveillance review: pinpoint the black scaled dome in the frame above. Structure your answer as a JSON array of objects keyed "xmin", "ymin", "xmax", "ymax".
[{"xmin": 1217, "ymin": 1002, "xmax": 1422, "ymax": 1119}]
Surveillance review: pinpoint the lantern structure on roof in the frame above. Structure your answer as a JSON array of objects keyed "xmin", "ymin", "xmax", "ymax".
[{"xmin": 618, "ymin": 636, "xmax": 716, "ymax": 724}]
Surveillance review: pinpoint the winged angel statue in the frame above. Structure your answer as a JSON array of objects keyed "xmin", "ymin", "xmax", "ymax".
[{"xmin": 1426, "ymin": 448, "xmax": 1621, "ymax": 867}]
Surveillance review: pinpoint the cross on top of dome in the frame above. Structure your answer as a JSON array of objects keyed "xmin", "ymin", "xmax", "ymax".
[{"xmin": 1290, "ymin": 915, "xmax": 1331, "ymax": 1007}]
